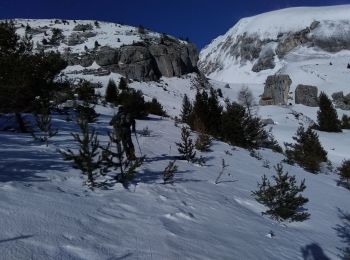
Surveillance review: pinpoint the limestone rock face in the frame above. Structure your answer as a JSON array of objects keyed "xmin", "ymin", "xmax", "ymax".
[
  {"xmin": 295, "ymin": 85, "xmax": 319, "ymax": 107},
  {"xmin": 260, "ymin": 75, "xmax": 292, "ymax": 106},
  {"xmin": 66, "ymin": 39, "xmax": 198, "ymax": 81}
]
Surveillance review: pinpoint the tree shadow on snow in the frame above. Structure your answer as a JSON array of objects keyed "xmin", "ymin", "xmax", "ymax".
[
  {"xmin": 145, "ymin": 154, "xmax": 178, "ymax": 163},
  {"xmin": 334, "ymin": 208, "xmax": 350, "ymax": 259},
  {"xmin": 0, "ymin": 235, "xmax": 33, "ymax": 243},
  {"xmin": 301, "ymin": 243, "xmax": 330, "ymax": 260},
  {"xmin": 0, "ymin": 135, "xmax": 70, "ymax": 183}
]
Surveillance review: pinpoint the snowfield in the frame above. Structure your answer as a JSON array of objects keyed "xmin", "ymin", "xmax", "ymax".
[
  {"xmin": 0, "ymin": 103, "xmax": 350, "ymax": 259},
  {"xmin": 1, "ymin": 12, "xmax": 350, "ymax": 259}
]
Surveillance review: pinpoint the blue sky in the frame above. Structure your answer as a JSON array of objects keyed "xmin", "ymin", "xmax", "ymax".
[{"xmin": 1, "ymin": 0, "xmax": 350, "ymax": 49}]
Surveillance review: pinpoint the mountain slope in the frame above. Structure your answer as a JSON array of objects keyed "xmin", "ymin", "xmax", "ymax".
[
  {"xmin": 12, "ymin": 19, "xmax": 198, "ymax": 81},
  {"xmin": 0, "ymin": 106, "xmax": 350, "ymax": 259},
  {"xmin": 199, "ymin": 5, "xmax": 350, "ymax": 93}
]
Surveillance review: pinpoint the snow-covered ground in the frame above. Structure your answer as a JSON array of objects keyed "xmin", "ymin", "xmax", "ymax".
[
  {"xmin": 199, "ymin": 4, "xmax": 350, "ymax": 94},
  {"xmin": 0, "ymin": 105, "xmax": 350, "ymax": 259}
]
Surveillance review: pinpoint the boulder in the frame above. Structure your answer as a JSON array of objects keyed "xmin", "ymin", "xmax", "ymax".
[
  {"xmin": 344, "ymin": 93, "xmax": 350, "ymax": 104},
  {"xmin": 332, "ymin": 91, "xmax": 344, "ymax": 101},
  {"xmin": 295, "ymin": 85, "xmax": 318, "ymax": 107},
  {"xmin": 260, "ymin": 75, "xmax": 292, "ymax": 106}
]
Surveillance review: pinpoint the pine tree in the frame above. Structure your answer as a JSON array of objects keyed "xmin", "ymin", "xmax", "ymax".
[
  {"xmin": 60, "ymin": 119, "xmax": 102, "ymax": 188},
  {"xmin": 176, "ymin": 126, "xmax": 196, "ymax": 162},
  {"xmin": 105, "ymin": 79, "xmax": 118, "ymax": 103},
  {"xmin": 207, "ymin": 88, "xmax": 223, "ymax": 136},
  {"xmin": 338, "ymin": 160, "xmax": 350, "ymax": 188},
  {"xmin": 32, "ymin": 98, "xmax": 58, "ymax": 146},
  {"xmin": 180, "ymin": 94, "xmax": 192, "ymax": 124},
  {"xmin": 163, "ymin": 161, "xmax": 178, "ymax": 184},
  {"xmin": 191, "ymin": 90, "xmax": 209, "ymax": 131},
  {"xmin": 317, "ymin": 92, "xmax": 342, "ymax": 132},
  {"xmin": 252, "ymin": 164, "xmax": 310, "ymax": 222},
  {"xmin": 195, "ymin": 132, "xmax": 212, "ymax": 152},
  {"xmin": 100, "ymin": 126, "xmax": 144, "ymax": 188},
  {"xmin": 221, "ymin": 101, "xmax": 269, "ymax": 149},
  {"xmin": 342, "ymin": 114, "xmax": 350, "ymax": 129},
  {"xmin": 286, "ymin": 126, "xmax": 328, "ymax": 173},
  {"xmin": 119, "ymin": 77, "xmax": 128, "ymax": 91}
]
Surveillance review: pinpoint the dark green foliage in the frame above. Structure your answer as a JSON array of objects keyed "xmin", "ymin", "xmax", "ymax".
[
  {"xmin": 32, "ymin": 98, "xmax": 58, "ymax": 146},
  {"xmin": 76, "ymin": 104, "xmax": 99, "ymax": 123},
  {"xmin": 0, "ymin": 21, "xmax": 67, "ymax": 114},
  {"xmin": 145, "ymin": 98, "xmax": 167, "ymax": 117},
  {"xmin": 252, "ymin": 164, "xmax": 310, "ymax": 222},
  {"xmin": 60, "ymin": 119, "xmax": 102, "ymax": 188},
  {"xmin": 221, "ymin": 101, "xmax": 269, "ymax": 149},
  {"xmin": 118, "ymin": 77, "xmax": 128, "ymax": 91},
  {"xmin": 163, "ymin": 161, "xmax": 178, "ymax": 184},
  {"xmin": 195, "ymin": 132, "xmax": 212, "ymax": 152},
  {"xmin": 191, "ymin": 90, "xmax": 209, "ymax": 131},
  {"xmin": 286, "ymin": 126, "xmax": 328, "ymax": 173},
  {"xmin": 75, "ymin": 81, "xmax": 97, "ymax": 104},
  {"xmin": 180, "ymin": 94, "xmax": 192, "ymax": 124},
  {"xmin": 207, "ymin": 88, "xmax": 223, "ymax": 136},
  {"xmin": 100, "ymin": 126, "xmax": 144, "ymax": 188},
  {"xmin": 317, "ymin": 92, "xmax": 342, "ymax": 132},
  {"xmin": 338, "ymin": 160, "xmax": 350, "ymax": 189},
  {"xmin": 118, "ymin": 89, "xmax": 147, "ymax": 119},
  {"xmin": 342, "ymin": 115, "xmax": 350, "ymax": 129},
  {"xmin": 176, "ymin": 126, "xmax": 196, "ymax": 162},
  {"xmin": 94, "ymin": 40, "xmax": 100, "ymax": 49},
  {"xmin": 50, "ymin": 28, "xmax": 63, "ymax": 45},
  {"xmin": 105, "ymin": 79, "xmax": 118, "ymax": 103},
  {"xmin": 217, "ymin": 88, "xmax": 223, "ymax": 98}
]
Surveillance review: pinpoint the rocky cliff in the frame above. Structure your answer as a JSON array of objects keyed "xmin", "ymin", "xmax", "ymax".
[
  {"xmin": 199, "ymin": 5, "xmax": 350, "ymax": 83},
  {"xmin": 13, "ymin": 19, "xmax": 198, "ymax": 81}
]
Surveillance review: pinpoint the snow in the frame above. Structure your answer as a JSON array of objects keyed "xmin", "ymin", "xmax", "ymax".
[
  {"xmin": 1, "ymin": 102, "xmax": 350, "ymax": 259},
  {"xmin": 1, "ymin": 14, "xmax": 350, "ymax": 259},
  {"xmin": 200, "ymin": 5, "xmax": 350, "ymax": 89}
]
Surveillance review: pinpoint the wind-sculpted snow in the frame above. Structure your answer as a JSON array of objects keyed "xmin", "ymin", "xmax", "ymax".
[{"xmin": 0, "ymin": 104, "xmax": 350, "ymax": 259}]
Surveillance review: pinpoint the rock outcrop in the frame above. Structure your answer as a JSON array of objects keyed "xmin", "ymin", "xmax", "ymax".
[
  {"xmin": 260, "ymin": 75, "xmax": 292, "ymax": 106},
  {"xmin": 332, "ymin": 91, "xmax": 350, "ymax": 110},
  {"xmin": 65, "ymin": 38, "xmax": 198, "ymax": 81},
  {"xmin": 295, "ymin": 85, "xmax": 319, "ymax": 107}
]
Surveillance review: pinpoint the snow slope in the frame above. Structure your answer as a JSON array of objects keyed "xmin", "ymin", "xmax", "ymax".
[
  {"xmin": 1, "ymin": 106, "xmax": 350, "ymax": 259},
  {"xmin": 199, "ymin": 4, "xmax": 350, "ymax": 96},
  {"xmin": 13, "ymin": 19, "xmax": 161, "ymax": 53}
]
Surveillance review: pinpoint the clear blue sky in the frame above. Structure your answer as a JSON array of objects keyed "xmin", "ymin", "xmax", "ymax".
[{"xmin": 1, "ymin": 0, "xmax": 350, "ymax": 49}]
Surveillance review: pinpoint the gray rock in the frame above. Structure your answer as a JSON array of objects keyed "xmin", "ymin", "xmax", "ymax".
[
  {"xmin": 94, "ymin": 40, "xmax": 197, "ymax": 81},
  {"xmin": 332, "ymin": 91, "xmax": 344, "ymax": 101},
  {"xmin": 73, "ymin": 24, "xmax": 93, "ymax": 31},
  {"xmin": 252, "ymin": 48, "xmax": 275, "ymax": 72},
  {"xmin": 260, "ymin": 75, "xmax": 292, "ymax": 106},
  {"xmin": 95, "ymin": 46, "xmax": 119, "ymax": 66},
  {"xmin": 344, "ymin": 93, "xmax": 350, "ymax": 104},
  {"xmin": 261, "ymin": 118, "xmax": 275, "ymax": 125},
  {"xmin": 295, "ymin": 85, "xmax": 319, "ymax": 107}
]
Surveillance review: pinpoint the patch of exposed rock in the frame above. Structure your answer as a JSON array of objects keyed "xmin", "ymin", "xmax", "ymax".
[
  {"xmin": 295, "ymin": 85, "xmax": 319, "ymax": 107},
  {"xmin": 260, "ymin": 75, "xmax": 292, "ymax": 105},
  {"xmin": 332, "ymin": 91, "xmax": 350, "ymax": 110},
  {"xmin": 65, "ymin": 38, "xmax": 198, "ymax": 81}
]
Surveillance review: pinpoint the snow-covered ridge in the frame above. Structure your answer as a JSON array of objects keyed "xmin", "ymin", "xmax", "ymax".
[
  {"xmin": 199, "ymin": 5, "xmax": 350, "ymax": 86},
  {"xmin": 222, "ymin": 5, "xmax": 350, "ymax": 41},
  {"xmin": 8, "ymin": 19, "xmax": 198, "ymax": 82}
]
